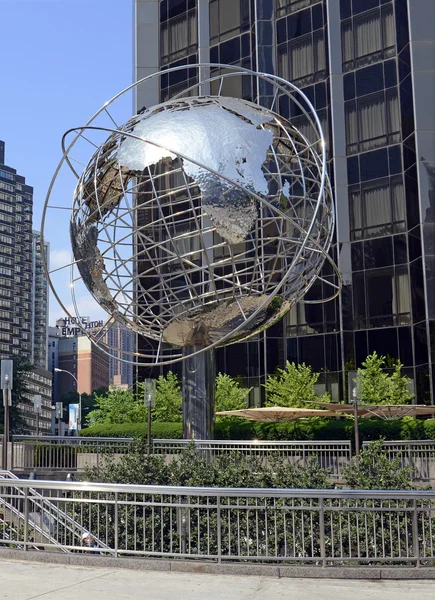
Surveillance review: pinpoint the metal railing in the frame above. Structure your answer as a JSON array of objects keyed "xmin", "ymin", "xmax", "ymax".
[
  {"xmin": 11, "ymin": 436, "xmax": 133, "ymax": 473},
  {"xmin": 362, "ymin": 440, "xmax": 435, "ymax": 484},
  {"xmin": 0, "ymin": 470, "xmax": 70, "ymax": 551},
  {"xmin": 153, "ymin": 439, "xmax": 352, "ymax": 480},
  {"xmin": 0, "ymin": 470, "xmax": 110, "ymax": 552},
  {"xmin": 1, "ymin": 478, "xmax": 434, "ymax": 567}
]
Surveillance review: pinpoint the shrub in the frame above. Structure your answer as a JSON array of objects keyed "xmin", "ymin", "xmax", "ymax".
[
  {"xmin": 80, "ymin": 418, "xmax": 435, "ymax": 443},
  {"xmin": 357, "ymin": 351, "xmax": 414, "ymax": 404},
  {"xmin": 423, "ymin": 419, "xmax": 435, "ymax": 439},
  {"xmin": 80, "ymin": 422, "xmax": 183, "ymax": 439},
  {"xmin": 264, "ymin": 361, "xmax": 329, "ymax": 407},
  {"xmin": 85, "ymin": 442, "xmax": 334, "ymax": 490},
  {"xmin": 342, "ymin": 439, "xmax": 414, "ymax": 490}
]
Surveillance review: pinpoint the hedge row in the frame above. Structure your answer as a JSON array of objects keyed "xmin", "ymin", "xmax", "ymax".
[
  {"xmin": 79, "ymin": 422, "xmax": 183, "ymax": 439},
  {"xmin": 80, "ymin": 417, "xmax": 435, "ymax": 442}
]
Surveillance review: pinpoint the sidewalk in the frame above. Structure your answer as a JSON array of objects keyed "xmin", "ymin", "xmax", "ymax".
[{"xmin": 0, "ymin": 558, "xmax": 434, "ymax": 600}]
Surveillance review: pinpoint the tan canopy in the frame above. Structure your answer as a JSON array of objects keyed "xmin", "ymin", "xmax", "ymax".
[
  {"xmin": 311, "ymin": 401, "xmax": 435, "ymax": 420},
  {"xmin": 215, "ymin": 406, "xmax": 339, "ymax": 422}
]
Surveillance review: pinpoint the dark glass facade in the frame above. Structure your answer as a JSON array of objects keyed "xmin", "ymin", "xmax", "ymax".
[{"xmin": 134, "ymin": 0, "xmax": 435, "ymax": 403}]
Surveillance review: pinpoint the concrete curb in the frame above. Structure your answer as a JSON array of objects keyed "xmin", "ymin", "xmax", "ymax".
[{"xmin": 1, "ymin": 549, "xmax": 435, "ymax": 579}]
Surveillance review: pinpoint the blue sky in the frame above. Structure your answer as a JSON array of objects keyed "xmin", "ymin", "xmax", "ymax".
[{"xmin": 0, "ymin": 0, "xmax": 133, "ymax": 324}]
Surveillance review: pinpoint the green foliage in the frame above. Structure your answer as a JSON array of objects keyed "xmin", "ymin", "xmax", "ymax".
[
  {"xmin": 214, "ymin": 373, "xmax": 251, "ymax": 429},
  {"xmin": 85, "ymin": 438, "xmax": 172, "ymax": 485},
  {"xmin": 86, "ymin": 373, "xmax": 183, "ymax": 426},
  {"xmin": 80, "ymin": 445, "xmax": 334, "ymax": 560},
  {"xmin": 0, "ymin": 358, "xmax": 32, "ymax": 434},
  {"xmin": 86, "ymin": 387, "xmax": 146, "ymax": 426},
  {"xmin": 342, "ymin": 439, "xmax": 414, "ymax": 490},
  {"xmin": 80, "ymin": 416, "xmax": 435, "ymax": 445},
  {"xmin": 152, "ymin": 371, "xmax": 182, "ymax": 422},
  {"xmin": 59, "ymin": 389, "xmax": 105, "ymax": 423},
  {"xmin": 85, "ymin": 442, "xmax": 334, "ymax": 490},
  {"xmin": 358, "ymin": 351, "xmax": 414, "ymax": 404},
  {"xmin": 264, "ymin": 361, "xmax": 328, "ymax": 407},
  {"xmin": 80, "ymin": 421, "xmax": 183, "ymax": 439}
]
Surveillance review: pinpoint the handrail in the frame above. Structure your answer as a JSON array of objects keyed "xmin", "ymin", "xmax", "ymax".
[
  {"xmin": 2, "ymin": 476, "xmax": 434, "ymax": 566},
  {"xmin": 3, "ymin": 478, "xmax": 435, "ymax": 500},
  {"xmin": 0, "ymin": 470, "xmax": 110, "ymax": 550},
  {"xmin": 12, "ymin": 436, "xmax": 134, "ymax": 443},
  {"xmin": 153, "ymin": 439, "xmax": 351, "ymax": 447},
  {"xmin": 0, "ymin": 472, "xmax": 69, "ymax": 551},
  {"xmin": 362, "ymin": 440, "xmax": 435, "ymax": 447}
]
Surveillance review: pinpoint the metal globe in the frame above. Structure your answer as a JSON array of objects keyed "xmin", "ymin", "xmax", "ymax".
[{"xmin": 42, "ymin": 65, "xmax": 340, "ymax": 366}]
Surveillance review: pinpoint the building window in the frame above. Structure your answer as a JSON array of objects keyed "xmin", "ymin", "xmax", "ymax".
[
  {"xmin": 353, "ymin": 266, "xmax": 411, "ymax": 329},
  {"xmin": 161, "ymin": 9, "xmax": 197, "ymax": 63},
  {"xmin": 276, "ymin": 0, "xmax": 318, "ymax": 19},
  {"xmin": 0, "ymin": 170, "xmax": 14, "ymax": 181},
  {"xmin": 349, "ymin": 176, "xmax": 406, "ymax": 241},
  {"xmin": 342, "ymin": 6, "xmax": 395, "ymax": 71},
  {"xmin": 345, "ymin": 89, "xmax": 400, "ymax": 154},
  {"xmin": 278, "ymin": 30, "xmax": 326, "ymax": 87},
  {"xmin": 366, "ymin": 266, "xmax": 411, "ymax": 328}
]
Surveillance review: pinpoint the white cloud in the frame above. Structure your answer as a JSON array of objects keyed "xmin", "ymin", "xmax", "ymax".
[
  {"xmin": 49, "ymin": 293, "xmax": 108, "ymax": 327},
  {"xmin": 50, "ymin": 248, "xmax": 72, "ymax": 270},
  {"xmin": 64, "ymin": 295, "xmax": 109, "ymax": 323}
]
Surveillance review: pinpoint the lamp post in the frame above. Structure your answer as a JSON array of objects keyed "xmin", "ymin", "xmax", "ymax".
[
  {"xmin": 33, "ymin": 395, "xmax": 42, "ymax": 437},
  {"xmin": 348, "ymin": 370, "xmax": 363, "ymax": 457},
  {"xmin": 143, "ymin": 379, "xmax": 156, "ymax": 456},
  {"xmin": 1, "ymin": 360, "xmax": 13, "ymax": 470},
  {"xmin": 54, "ymin": 368, "xmax": 82, "ymax": 433},
  {"xmin": 55, "ymin": 402, "xmax": 63, "ymax": 436}
]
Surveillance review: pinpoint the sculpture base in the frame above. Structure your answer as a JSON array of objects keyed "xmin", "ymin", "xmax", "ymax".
[{"xmin": 182, "ymin": 346, "xmax": 215, "ymax": 440}]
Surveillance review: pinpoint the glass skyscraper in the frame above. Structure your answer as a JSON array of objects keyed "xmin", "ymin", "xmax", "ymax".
[{"xmin": 134, "ymin": 0, "xmax": 435, "ymax": 404}]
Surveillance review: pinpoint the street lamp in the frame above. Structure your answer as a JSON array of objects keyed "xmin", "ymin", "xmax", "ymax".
[
  {"xmin": 143, "ymin": 379, "xmax": 156, "ymax": 456},
  {"xmin": 348, "ymin": 370, "xmax": 363, "ymax": 457},
  {"xmin": 54, "ymin": 368, "xmax": 82, "ymax": 433},
  {"xmin": 1, "ymin": 359, "xmax": 13, "ymax": 470},
  {"xmin": 33, "ymin": 395, "xmax": 42, "ymax": 437}
]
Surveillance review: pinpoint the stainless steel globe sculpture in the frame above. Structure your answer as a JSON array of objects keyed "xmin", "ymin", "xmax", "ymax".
[{"xmin": 42, "ymin": 66, "xmax": 341, "ymax": 372}]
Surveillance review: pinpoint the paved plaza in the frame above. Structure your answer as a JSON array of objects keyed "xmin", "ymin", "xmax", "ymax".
[{"xmin": 0, "ymin": 558, "xmax": 434, "ymax": 600}]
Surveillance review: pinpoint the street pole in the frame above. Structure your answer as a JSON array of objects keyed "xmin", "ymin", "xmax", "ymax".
[
  {"xmin": 353, "ymin": 399, "xmax": 360, "ymax": 457},
  {"xmin": 2, "ymin": 384, "xmax": 10, "ymax": 469},
  {"xmin": 144, "ymin": 379, "xmax": 156, "ymax": 456},
  {"xmin": 147, "ymin": 401, "xmax": 152, "ymax": 456},
  {"xmin": 55, "ymin": 401, "xmax": 63, "ymax": 436},
  {"xmin": 78, "ymin": 392, "xmax": 82, "ymax": 433},
  {"xmin": 34, "ymin": 395, "xmax": 42, "ymax": 437},
  {"xmin": 349, "ymin": 370, "xmax": 362, "ymax": 457},
  {"xmin": 1, "ymin": 360, "xmax": 13, "ymax": 471},
  {"xmin": 54, "ymin": 368, "xmax": 80, "ymax": 434}
]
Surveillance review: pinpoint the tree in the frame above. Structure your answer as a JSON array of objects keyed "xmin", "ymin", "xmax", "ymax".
[
  {"xmin": 358, "ymin": 352, "xmax": 414, "ymax": 405},
  {"xmin": 264, "ymin": 361, "xmax": 328, "ymax": 408},
  {"xmin": 0, "ymin": 358, "xmax": 32, "ymax": 434},
  {"xmin": 86, "ymin": 373, "xmax": 183, "ymax": 426},
  {"xmin": 59, "ymin": 387, "xmax": 107, "ymax": 423},
  {"xmin": 152, "ymin": 371, "xmax": 182, "ymax": 422},
  {"xmin": 342, "ymin": 439, "xmax": 414, "ymax": 490},
  {"xmin": 86, "ymin": 387, "xmax": 146, "ymax": 426},
  {"xmin": 215, "ymin": 373, "xmax": 251, "ymax": 414}
]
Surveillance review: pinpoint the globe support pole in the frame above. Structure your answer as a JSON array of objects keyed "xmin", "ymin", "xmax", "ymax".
[{"xmin": 182, "ymin": 347, "xmax": 215, "ymax": 440}]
